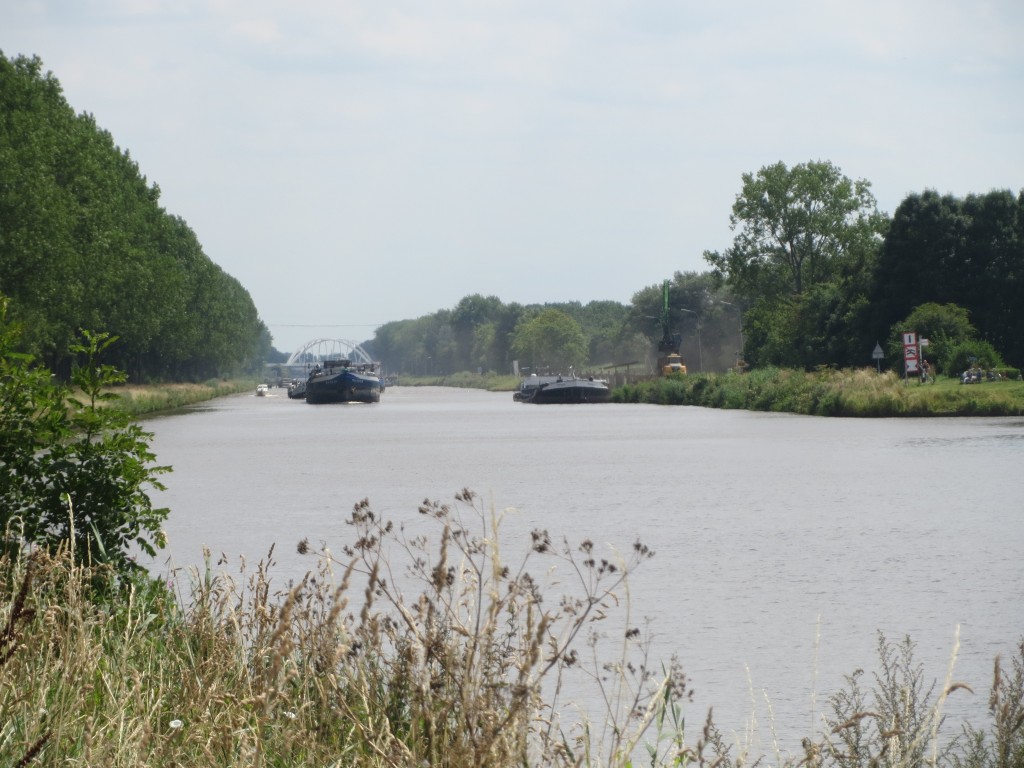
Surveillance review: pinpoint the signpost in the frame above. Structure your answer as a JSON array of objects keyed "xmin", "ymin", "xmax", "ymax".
[
  {"xmin": 872, "ymin": 341, "xmax": 884, "ymax": 373},
  {"xmin": 902, "ymin": 331, "xmax": 918, "ymax": 382}
]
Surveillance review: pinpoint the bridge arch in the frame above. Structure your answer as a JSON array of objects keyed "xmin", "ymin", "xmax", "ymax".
[{"xmin": 285, "ymin": 338, "xmax": 374, "ymax": 366}]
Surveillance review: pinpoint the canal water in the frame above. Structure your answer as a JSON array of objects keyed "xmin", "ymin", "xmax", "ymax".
[{"xmin": 142, "ymin": 386, "xmax": 1024, "ymax": 758}]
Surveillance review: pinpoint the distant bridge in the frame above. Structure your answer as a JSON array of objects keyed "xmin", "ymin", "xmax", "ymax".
[
  {"xmin": 285, "ymin": 338, "xmax": 373, "ymax": 366},
  {"xmin": 263, "ymin": 339, "xmax": 377, "ymax": 385}
]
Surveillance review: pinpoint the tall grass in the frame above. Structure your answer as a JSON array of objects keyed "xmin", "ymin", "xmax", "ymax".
[
  {"xmin": 614, "ymin": 369, "xmax": 1024, "ymax": 417},
  {"xmin": 107, "ymin": 379, "xmax": 258, "ymax": 416},
  {"xmin": 0, "ymin": 493, "xmax": 702, "ymax": 766},
  {"xmin": 2, "ymin": 493, "xmax": 1022, "ymax": 767}
]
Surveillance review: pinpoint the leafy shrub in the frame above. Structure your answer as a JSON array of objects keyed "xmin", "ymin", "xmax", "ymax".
[
  {"xmin": 941, "ymin": 340, "xmax": 1006, "ymax": 377},
  {"xmin": 0, "ymin": 299, "xmax": 169, "ymax": 575}
]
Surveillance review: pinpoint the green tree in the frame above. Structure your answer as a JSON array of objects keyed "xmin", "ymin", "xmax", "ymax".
[
  {"xmin": 888, "ymin": 302, "xmax": 1000, "ymax": 376},
  {"xmin": 571, "ymin": 300, "xmax": 638, "ymax": 367},
  {"xmin": 705, "ymin": 160, "xmax": 886, "ymax": 299},
  {"xmin": 970, "ymin": 190, "xmax": 1024, "ymax": 366},
  {"xmin": 371, "ymin": 316, "xmax": 435, "ymax": 375},
  {"xmin": 894, "ymin": 301, "xmax": 974, "ymax": 347},
  {"xmin": 704, "ymin": 161, "xmax": 886, "ymax": 369},
  {"xmin": 510, "ymin": 309, "xmax": 587, "ymax": 373},
  {"xmin": 490, "ymin": 301, "xmax": 525, "ymax": 373},
  {"xmin": 471, "ymin": 322, "xmax": 498, "ymax": 372},
  {"xmin": 0, "ymin": 303, "xmax": 69, "ymax": 537},
  {"xmin": 1, "ymin": 51, "xmax": 268, "ymax": 382},
  {"xmin": 0, "ymin": 304, "xmax": 169, "ymax": 574},
  {"xmin": 450, "ymin": 294, "xmax": 503, "ymax": 371},
  {"xmin": 869, "ymin": 190, "xmax": 1023, "ymax": 367},
  {"xmin": 942, "ymin": 339, "xmax": 1005, "ymax": 377},
  {"xmin": 0, "ymin": 53, "xmax": 80, "ymax": 365}
]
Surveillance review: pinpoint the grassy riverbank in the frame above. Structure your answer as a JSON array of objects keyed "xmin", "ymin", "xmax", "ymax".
[
  {"xmin": 613, "ymin": 367, "xmax": 1024, "ymax": 417},
  {"xmin": 107, "ymin": 370, "xmax": 1024, "ymax": 418},
  {"xmin": 2, "ymin": 494, "xmax": 1021, "ymax": 767},
  {"xmin": 102, "ymin": 379, "xmax": 259, "ymax": 417},
  {"xmin": 396, "ymin": 367, "xmax": 1024, "ymax": 416}
]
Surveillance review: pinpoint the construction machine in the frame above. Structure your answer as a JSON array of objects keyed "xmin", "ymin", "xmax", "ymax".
[{"xmin": 655, "ymin": 280, "xmax": 687, "ymax": 376}]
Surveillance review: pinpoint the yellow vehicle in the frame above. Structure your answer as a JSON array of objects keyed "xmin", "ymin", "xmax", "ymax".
[{"xmin": 659, "ymin": 352, "xmax": 687, "ymax": 376}]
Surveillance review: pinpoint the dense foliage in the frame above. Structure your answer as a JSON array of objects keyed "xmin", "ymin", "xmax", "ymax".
[
  {"xmin": 886, "ymin": 302, "xmax": 1007, "ymax": 377},
  {"xmin": 368, "ymin": 276, "xmax": 746, "ymax": 378},
  {"xmin": 702, "ymin": 162, "xmax": 1022, "ymax": 372},
  {"xmin": 0, "ymin": 52, "xmax": 270, "ymax": 381},
  {"xmin": 703, "ymin": 161, "xmax": 886, "ymax": 370},
  {"xmin": 368, "ymin": 294, "xmax": 654, "ymax": 376},
  {"xmin": 870, "ymin": 189, "xmax": 1024, "ymax": 369},
  {"xmin": 509, "ymin": 308, "xmax": 588, "ymax": 372},
  {"xmin": 0, "ymin": 299, "xmax": 169, "ymax": 574},
  {"xmin": 704, "ymin": 160, "xmax": 886, "ymax": 299}
]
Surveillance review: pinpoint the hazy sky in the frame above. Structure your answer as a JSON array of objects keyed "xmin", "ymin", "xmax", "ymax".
[{"xmin": 5, "ymin": 1, "xmax": 1022, "ymax": 354}]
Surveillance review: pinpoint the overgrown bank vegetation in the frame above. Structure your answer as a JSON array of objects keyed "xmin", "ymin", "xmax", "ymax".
[
  {"xmin": 2, "ymin": 495, "xmax": 1023, "ymax": 767},
  {"xmin": 104, "ymin": 378, "xmax": 258, "ymax": 417},
  {"xmin": 614, "ymin": 368, "xmax": 1024, "ymax": 417}
]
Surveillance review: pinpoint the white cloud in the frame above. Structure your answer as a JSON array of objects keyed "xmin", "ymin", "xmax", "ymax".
[{"xmin": 227, "ymin": 17, "xmax": 280, "ymax": 44}]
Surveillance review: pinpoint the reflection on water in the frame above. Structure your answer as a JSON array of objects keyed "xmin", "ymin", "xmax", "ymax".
[{"xmin": 143, "ymin": 387, "xmax": 1024, "ymax": 757}]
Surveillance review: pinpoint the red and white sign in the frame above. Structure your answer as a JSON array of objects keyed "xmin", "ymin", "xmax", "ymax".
[{"xmin": 903, "ymin": 331, "xmax": 919, "ymax": 374}]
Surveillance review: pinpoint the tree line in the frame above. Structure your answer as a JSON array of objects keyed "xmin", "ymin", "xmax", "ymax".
[
  {"xmin": 3, "ymin": 52, "xmax": 1019, "ymax": 381},
  {"xmin": 705, "ymin": 161, "xmax": 1023, "ymax": 375},
  {"xmin": 0, "ymin": 52, "xmax": 270, "ymax": 382},
  {"xmin": 367, "ymin": 278, "xmax": 748, "ymax": 377},
  {"xmin": 368, "ymin": 162, "xmax": 1022, "ymax": 378}
]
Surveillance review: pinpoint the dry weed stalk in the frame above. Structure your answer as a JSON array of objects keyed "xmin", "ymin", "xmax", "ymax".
[
  {"xmin": 294, "ymin": 488, "xmax": 700, "ymax": 767},
  {"xmin": 1, "ymin": 550, "xmax": 51, "ymax": 765},
  {"xmin": 810, "ymin": 631, "xmax": 976, "ymax": 768}
]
